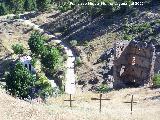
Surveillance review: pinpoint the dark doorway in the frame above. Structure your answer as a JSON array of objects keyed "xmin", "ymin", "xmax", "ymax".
[
  {"xmin": 123, "ymin": 80, "xmax": 140, "ymax": 88},
  {"xmin": 25, "ymin": 64, "xmax": 28, "ymax": 68},
  {"xmin": 29, "ymin": 64, "xmax": 31, "ymax": 71}
]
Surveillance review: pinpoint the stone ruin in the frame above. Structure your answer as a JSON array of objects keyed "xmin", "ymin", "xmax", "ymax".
[{"xmin": 113, "ymin": 40, "xmax": 158, "ymax": 88}]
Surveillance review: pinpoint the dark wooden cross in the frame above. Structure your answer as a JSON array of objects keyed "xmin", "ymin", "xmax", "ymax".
[
  {"xmin": 64, "ymin": 94, "xmax": 75, "ymax": 107},
  {"xmin": 124, "ymin": 95, "xmax": 137, "ymax": 114},
  {"xmin": 91, "ymin": 93, "xmax": 110, "ymax": 112}
]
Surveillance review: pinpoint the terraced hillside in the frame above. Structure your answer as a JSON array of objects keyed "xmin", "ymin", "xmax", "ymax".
[{"xmin": 26, "ymin": 4, "xmax": 160, "ymax": 90}]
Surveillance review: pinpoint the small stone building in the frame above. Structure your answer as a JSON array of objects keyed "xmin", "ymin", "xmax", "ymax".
[
  {"xmin": 20, "ymin": 56, "xmax": 36, "ymax": 73},
  {"xmin": 113, "ymin": 40, "xmax": 157, "ymax": 88}
]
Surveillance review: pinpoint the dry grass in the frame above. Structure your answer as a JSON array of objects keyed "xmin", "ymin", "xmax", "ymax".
[
  {"xmin": 1, "ymin": 87, "xmax": 158, "ymax": 120},
  {"xmin": 0, "ymin": 19, "xmax": 33, "ymax": 59}
]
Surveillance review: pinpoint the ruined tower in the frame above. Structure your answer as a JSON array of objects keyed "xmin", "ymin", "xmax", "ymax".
[{"xmin": 113, "ymin": 40, "xmax": 156, "ymax": 88}]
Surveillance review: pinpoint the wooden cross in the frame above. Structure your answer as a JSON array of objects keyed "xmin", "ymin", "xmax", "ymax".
[
  {"xmin": 64, "ymin": 94, "xmax": 75, "ymax": 107},
  {"xmin": 124, "ymin": 95, "xmax": 137, "ymax": 114},
  {"xmin": 91, "ymin": 93, "xmax": 110, "ymax": 112}
]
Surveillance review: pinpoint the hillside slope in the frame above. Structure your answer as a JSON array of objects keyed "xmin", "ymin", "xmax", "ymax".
[
  {"xmin": 24, "ymin": 4, "xmax": 160, "ymax": 90},
  {"xmin": 0, "ymin": 87, "xmax": 160, "ymax": 120}
]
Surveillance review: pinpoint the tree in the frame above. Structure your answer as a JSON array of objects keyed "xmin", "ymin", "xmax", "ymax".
[
  {"xmin": 35, "ymin": 73, "xmax": 53, "ymax": 99},
  {"xmin": 36, "ymin": 0, "xmax": 51, "ymax": 11},
  {"xmin": 12, "ymin": 44, "xmax": 24, "ymax": 55},
  {"xmin": 24, "ymin": 0, "xmax": 37, "ymax": 11},
  {"xmin": 41, "ymin": 47, "xmax": 62, "ymax": 70},
  {"xmin": 6, "ymin": 62, "xmax": 36, "ymax": 98},
  {"xmin": 6, "ymin": 0, "xmax": 25, "ymax": 13},
  {"xmin": 28, "ymin": 31, "xmax": 46, "ymax": 56},
  {"xmin": 0, "ymin": 3, "xmax": 8, "ymax": 15}
]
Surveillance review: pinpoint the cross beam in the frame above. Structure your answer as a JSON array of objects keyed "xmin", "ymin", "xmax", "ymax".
[
  {"xmin": 91, "ymin": 93, "xmax": 110, "ymax": 112},
  {"xmin": 64, "ymin": 94, "xmax": 75, "ymax": 107},
  {"xmin": 124, "ymin": 95, "xmax": 137, "ymax": 114}
]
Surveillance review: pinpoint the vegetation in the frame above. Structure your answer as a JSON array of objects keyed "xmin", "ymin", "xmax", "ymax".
[
  {"xmin": 123, "ymin": 34, "xmax": 133, "ymax": 41},
  {"xmin": 0, "ymin": 0, "xmax": 52, "ymax": 16},
  {"xmin": 75, "ymin": 57, "xmax": 82, "ymax": 67},
  {"xmin": 0, "ymin": 3, "xmax": 8, "ymax": 15},
  {"xmin": 24, "ymin": 0, "xmax": 37, "ymax": 11},
  {"xmin": 30, "ymin": 56, "xmax": 37, "ymax": 67},
  {"xmin": 28, "ymin": 31, "xmax": 46, "ymax": 56},
  {"xmin": 6, "ymin": 62, "xmax": 36, "ymax": 98},
  {"xmin": 96, "ymin": 84, "xmax": 110, "ymax": 93},
  {"xmin": 0, "ymin": 0, "xmax": 152, "ymax": 16},
  {"xmin": 41, "ymin": 47, "xmax": 62, "ymax": 70},
  {"xmin": 70, "ymin": 40, "xmax": 78, "ymax": 47},
  {"xmin": 12, "ymin": 44, "xmax": 24, "ymax": 55},
  {"xmin": 35, "ymin": 73, "xmax": 54, "ymax": 99},
  {"xmin": 153, "ymin": 74, "xmax": 160, "ymax": 88}
]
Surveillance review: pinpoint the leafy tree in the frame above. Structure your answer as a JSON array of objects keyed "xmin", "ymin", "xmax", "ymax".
[
  {"xmin": 35, "ymin": 73, "xmax": 53, "ymax": 99},
  {"xmin": 6, "ymin": 62, "xmax": 36, "ymax": 98},
  {"xmin": 24, "ymin": 0, "xmax": 37, "ymax": 11},
  {"xmin": 0, "ymin": 3, "xmax": 8, "ymax": 15},
  {"xmin": 28, "ymin": 31, "xmax": 46, "ymax": 56},
  {"xmin": 41, "ymin": 47, "xmax": 62, "ymax": 70},
  {"xmin": 6, "ymin": 0, "xmax": 25, "ymax": 13},
  {"xmin": 12, "ymin": 44, "xmax": 24, "ymax": 55},
  {"xmin": 36, "ymin": 0, "xmax": 51, "ymax": 11}
]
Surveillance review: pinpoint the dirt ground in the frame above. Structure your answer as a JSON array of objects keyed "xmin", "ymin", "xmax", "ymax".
[
  {"xmin": 0, "ymin": 19, "xmax": 33, "ymax": 59},
  {"xmin": 0, "ymin": 87, "xmax": 160, "ymax": 120}
]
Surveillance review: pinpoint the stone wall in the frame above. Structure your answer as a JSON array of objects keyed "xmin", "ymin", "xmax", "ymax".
[{"xmin": 113, "ymin": 40, "xmax": 155, "ymax": 88}]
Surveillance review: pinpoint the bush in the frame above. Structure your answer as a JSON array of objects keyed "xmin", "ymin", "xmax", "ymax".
[
  {"xmin": 13, "ymin": 14, "xmax": 20, "ymax": 19},
  {"xmin": 75, "ymin": 57, "xmax": 82, "ymax": 67},
  {"xmin": 30, "ymin": 57, "xmax": 37, "ymax": 67},
  {"xmin": 130, "ymin": 23, "xmax": 151, "ymax": 34},
  {"xmin": 70, "ymin": 40, "xmax": 78, "ymax": 47},
  {"xmin": 0, "ymin": 3, "xmax": 8, "ymax": 16},
  {"xmin": 96, "ymin": 84, "xmax": 110, "ymax": 93},
  {"xmin": 41, "ymin": 47, "xmax": 62, "ymax": 70},
  {"xmin": 35, "ymin": 73, "xmax": 54, "ymax": 99},
  {"xmin": 57, "ymin": 2, "xmax": 72, "ymax": 13},
  {"xmin": 123, "ymin": 34, "xmax": 133, "ymax": 41},
  {"xmin": 6, "ymin": 62, "xmax": 36, "ymax": 98},
  {"xmin": 12, "ymin": 44, "xmax": 24, "ymax": 55},
  {"xmin": 153, "ymin": 74, "xmax": 160, "ymax": 88},
  {"xmin": 28, "ymin": 31, "xmax": 46, "ymax": 56}
]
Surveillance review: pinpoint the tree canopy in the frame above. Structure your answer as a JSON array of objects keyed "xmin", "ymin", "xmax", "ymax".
[
  {"xmin": 6, "ymin": 62, "xmax": 36, "ymax": 98},
  {"xmin": 28, "ymin": 31, "xmax": 46, "ymax": 56}
]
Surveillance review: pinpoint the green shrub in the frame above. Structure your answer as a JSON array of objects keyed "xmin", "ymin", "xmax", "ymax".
[
  {"xmin": 96, "ymin": 84, "xmax": 110, "ymax": 93},
  {"xmin": 6, "ymin": 62, "xmax": 36, "ymax": 98},
  {"xmin": 57, "ymin": 2, "xmax": 72, "ymax": 13},
  {"xmin": 0, "ymin": 3, "xmax": 8, "ymax": 16},
  {"xmin": 75, "ymin": 57, "xmax": 82, "ymax": 67},
  {"xmin": 28, "ymin": 31, "xmax": 46, "ymax": 56},
  {"xmin": 70, "ymin": 40, "xmax": 78, "ymax": 47},
  {"xmin": 130, "ymin": 23, "xmax": 151, "ymax": 34},
  {"xmin": 123, "ymin": 34, "xmax": 133, "ymax": 41},
  {"xmin": 122, "ymin": 24, "xmax": 130, "ymax": 33},
  {"xmin": 153, "ymin": 74, "xmax": 160, "ymax": 88},
  {"xmin": 12, "ymin": 44, "xmax": 24, "ymax": 55},
  {"xmin": 36, "ymin": 73, "xmax": 54, "ymax": 98},
  {"xmin": 30, "ymin": 57, "xmax": 37, "ymax": 67},
  {"xmin": 41, "ymin": 47, "xmax": 62, "ymax": 70},
  {"xmin": 154, "ymin": 19, "xmax": 160, "ymax": 25},
  {"xmin": 13, "ymin": 14, "xmax": 20, "ymax": 19},
  {"xmin": 138, "ymin": 23, "xmax": 151, "ymax": 32}
]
